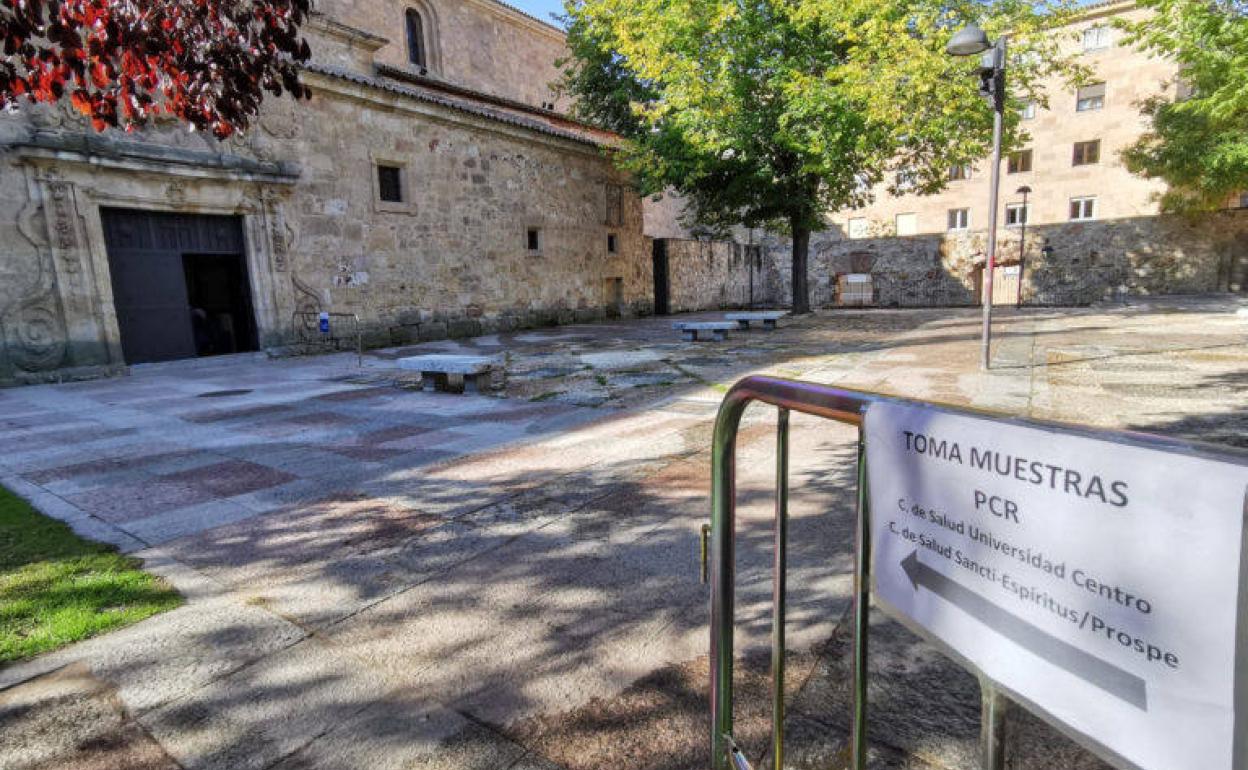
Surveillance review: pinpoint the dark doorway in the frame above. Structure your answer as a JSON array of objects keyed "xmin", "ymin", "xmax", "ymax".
[
  {"xmin": 101, "ymin": 209, "xmax": 256, "ymax": 364},
  {"xmin": 652, "ymin": 239, "xmax": 670, "ymax": 315},
  {"xmin": 183, "ymin": 253, "xmax": 258, "ymax": 357}
]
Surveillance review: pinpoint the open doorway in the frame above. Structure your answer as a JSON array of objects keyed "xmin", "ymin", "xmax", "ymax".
[
  {"xmin": 183, "ymin": 253, "xmax": 259, "ymax": 357},
  {"xmin": 101, "ymin": 209, "xmax": 257, "ymax": 364}
]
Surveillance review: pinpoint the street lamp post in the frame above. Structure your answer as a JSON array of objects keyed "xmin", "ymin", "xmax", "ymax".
[
  {"xmin": 1015, "ymin": 185, "xmax": 1031, "ymax": 307},
  {"xmin": 947, "ymin": 24, "xmax": 1007, "ymax": 370}
]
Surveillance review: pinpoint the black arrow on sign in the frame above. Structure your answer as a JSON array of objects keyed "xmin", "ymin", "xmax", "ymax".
[{"xmin": 900, "ymin": 550, "xmax": 1148, "ymax": 710}]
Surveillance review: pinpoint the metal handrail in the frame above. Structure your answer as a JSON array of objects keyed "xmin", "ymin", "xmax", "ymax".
[
  {"xmin": 291, "ymin": 311, "xmax": 363, "ymax": 368},
  {"xmin": 707, "ymin": 374, "xmax": 1244, "ymax": 770}
]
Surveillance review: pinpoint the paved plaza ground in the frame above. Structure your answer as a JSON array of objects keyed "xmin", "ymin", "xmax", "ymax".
[{"xmin": 1, "ymin": 296, "xmax": 1246, "ymax": 770}]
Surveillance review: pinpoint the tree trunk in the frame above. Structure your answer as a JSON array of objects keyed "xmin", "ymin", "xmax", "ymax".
[{"xmin": 790, "ymin": 220, "xmax": 811, "ymax": 315}]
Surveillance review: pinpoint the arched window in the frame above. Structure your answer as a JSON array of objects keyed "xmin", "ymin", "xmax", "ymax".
[{"xmin": 406, "ymin": 9, "xmax": 426, "ymax": 68}]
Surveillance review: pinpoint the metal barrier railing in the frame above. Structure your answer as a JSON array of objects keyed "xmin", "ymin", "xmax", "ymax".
[
  {"xmin": 706, "ymin": 374, "xmax": 1247, "ymax": 770},
  {"xmin": 291, "ymin": 311, "xmax": 363, "ymax": 368}
]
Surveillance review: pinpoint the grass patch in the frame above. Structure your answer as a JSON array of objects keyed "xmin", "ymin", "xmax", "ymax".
[
  {"xmin": 594, "ymin": 374, "xmax": 609, "ymax": 387},
  {"xmin": 530, "ymin": 391, "xmax": 562, "ymax": 402},
  {"xmin": 0, "ymin": 486, "xmax": 182, "ymax": 666}
]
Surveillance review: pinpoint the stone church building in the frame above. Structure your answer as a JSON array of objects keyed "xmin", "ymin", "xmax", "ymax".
[{"xmin": 0, "ymin": 0, "xmax": 659, "ymax": 384}]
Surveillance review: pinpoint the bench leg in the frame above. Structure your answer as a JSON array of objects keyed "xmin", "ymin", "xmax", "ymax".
[
  {"xmin": 763, "ymin": 320, "xmax": 777, "ymax": 330},
  {"xmin": 683, "ymin": 330, "xmax": 697, "ymax": 342},
  {"xmin": 444, "ymin": 373, "xmax": 466, "ymax": 394},
  {"xmin": 736, "ymin": 320, "xmax": 750, "ymax": 330}
]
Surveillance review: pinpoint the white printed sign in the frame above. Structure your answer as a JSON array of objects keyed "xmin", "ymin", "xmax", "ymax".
[{"xmin": 866, "ymin": 402, "xmax": 1248, "ymax": 770}]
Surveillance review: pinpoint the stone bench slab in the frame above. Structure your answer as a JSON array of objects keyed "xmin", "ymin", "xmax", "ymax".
[
  {"xmin": 671, "ymin": 322, "xmax": 735, "ymax": 342},
  {"xmin": 723, "ymin": 311, "xmax": 786, "ymax": 330},
  {"xmin": 397, "ymin": 355, "xmax": 502, "ymax": 394}
]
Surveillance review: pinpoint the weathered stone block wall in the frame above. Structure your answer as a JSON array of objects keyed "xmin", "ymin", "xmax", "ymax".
[
  {"xmin": 760, "ymin": 212, "xmax": 1248, "ymax": 308},
  {"xmin": 318, "ymin": 0, "xmax": 567, "ymax": 111},
  {"xmin": 664, "ymin": 239, "xmax": 767, "ymax": 312}
]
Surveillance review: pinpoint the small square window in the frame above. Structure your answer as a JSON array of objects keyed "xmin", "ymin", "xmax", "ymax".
[
  {"xmin": 947, "ymin": 208, "xmax": 970, "ymax": 231},
  {"xmin": 1076, "ymin": 83, "xmax": 1105, "ymax": 112},
  {"xmin": 1005, "ymin": 203, "xmax": 1029, "ymax": 227},
  {"xmin": 949, "ymin": 164, "xmax": 972, "ymax": 181},
  {"xmin": 527, "ymin": 228, "xmax": 541, "ymax": 252},
  {"xmin": 1070, "ymin": 197, "xmax": 1097, "ymax": 221},
  {"xmin": 1020, "ymin": 101, "xmax": 1036, "ymax": 120},
  {"xmin": 1007, "ymin": 149, "xmax": 1033, "ymax": 174},
  {"xmin": 1082, "ymin": 25, "xmax": 1111, "ymax": 52},
  {"xmin": 1073, "ymin": 140, "xmax": 1101, "ymax": 166},
  {"xmin": 377, "ymin": 165, "xmax": 403, "ymax": 203},
  {"xmin": 607, "ymin": 233, "xmax": 618, "ymax": 253}
]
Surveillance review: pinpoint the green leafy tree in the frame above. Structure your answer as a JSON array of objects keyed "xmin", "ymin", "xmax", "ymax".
[
  {"xmin": 1120, "ymin": 0, "xmax": 1248, "ymax": 212},
  {"xmin": 561, "ymin": 0, "xmax": 1076, "ymax": 313}
]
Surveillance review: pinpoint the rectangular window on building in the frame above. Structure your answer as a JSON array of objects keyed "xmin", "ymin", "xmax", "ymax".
[
  {"xmin": 949, "ymin": 164, "xmax": 972, "ymax": 181},
  {"xmin": 1005, "ymin": 203, "xmax": 1029, "ymax": 227},
  {"xmin": 1020, "ymin": 101, "xmax": 1036, "ymax": 120},
  {"xmin": 377, "ymin": 165, "xmax": 403, "ymax": 203},
  {"xmin": 1070, "ymin": 196, "xmax": 1097, "ymax": 221},
  {"xmin": 1082, "ymin": 25, "xmax": 1111, "ymax": 51},
  {"xmin": 1007, "ymin": 149, "xmax": 1033, "ymax": 174},
  {"xmin": 607, "ymin": 233, "xmax": 618, "ymax": 253},
  {"xmin": 527, "ymin": 228, "xmax": 541, "ymax": 252},
  {"xmin": 1073, "ymin": 139, "xmax": 1101, "ymax": 166},
  {"xmin": 895, "ymin": 213, "xmax": 918, "ymax": 236},
  {"xmin": 947, "ymin": 208, "xmax": 970, "ymax": 231},
  {"xmin": 1076, "ymin": 82, "xmax": 1106, "ymax": 112},
  {"xmin": 848, "ymin": 217, "xmax": 869, "ymax": 239}
]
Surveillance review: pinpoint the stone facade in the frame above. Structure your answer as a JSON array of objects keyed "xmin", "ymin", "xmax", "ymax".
[
  {"xmin": 761, "ymin": 211, "xmax": 1248, "ymax": 309},
  {"xmin": 0, "ymin": 0, "xmax": 656, "ymax": 385}
]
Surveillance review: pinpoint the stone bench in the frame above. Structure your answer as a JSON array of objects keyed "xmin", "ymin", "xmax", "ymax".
[
  {"xmin": 397, "ymin": 354, "xmax": 502, "ymax": 394},
  {"xmin": 672, "ymin": 321, "xmax": 736, "ymax": 342},
  {"xmin": 723, "ymin": 311, "xmax": 787, "ymax": 330}
]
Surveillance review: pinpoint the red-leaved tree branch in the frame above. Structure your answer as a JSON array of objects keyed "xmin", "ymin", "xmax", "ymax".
[{"xmin": 2, "ymin": 0, "xmax": 312, "ymax": 138}]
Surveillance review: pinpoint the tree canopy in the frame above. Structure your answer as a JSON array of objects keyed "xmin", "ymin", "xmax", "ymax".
[
  {"xmin": 1, "ymin": 0, "xmax": 313, "ymax": 138},
  {"xmin": 1120, "ymin": 0, "xmax": 1248, "ymax": 212},
  {"xmin": 561, "ymin": 0, "xmax": 1078, "ymax": 312}
]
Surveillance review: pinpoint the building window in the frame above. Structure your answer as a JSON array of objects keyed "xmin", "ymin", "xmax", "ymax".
[
  {"xmin": 947, "ymin": 208, "xmax": 970, "ymax": 231},
  {"xmin": 895, "ymin": 169, "xmax": 918, "ymax": 193},
  {"xmin": 377, "ymin": 164, "xmax": 403, "ymax": 203},
  {"xmin": 1005, "ymin": 203, "xmax": 1029, "ymax": 227},
  {"xmin": 1020, "ymin": 101, "xmax": 1036, "ymax": 120},
  {"xmin": 607, "ymin": 233, "xmax": 618, "ymax": 253},
  {"xmin": 847, "ymin": 217, "xmax": 869, "ymax": 239},
  {"xmin": 1073, "ymin": 139, "xmax": 1101, "ymax": 166},
  {"xmin": 406, "ymin": 9, "xmax": 426, "ymax": 68},
  {"xmin": 949, "ymin": 164, "xmax": 972, "ymax": 181},
  {"xmin": 1082, "ymin": 25, "xmax": 1111, "ymax": 52},
  {"xmin": 1076, "ymin": 83, "xmax": 1106, "ymax": 112},
  {"xmin": 527, "ymin": 228, "xmax": 541, "ymax": 252},
  {"xmin": 895, "ymin": 213, "xmax": 918, "ymax": 236},
  {"xmin": 1007, "ymin": 149, "xmax": 1033, "ymax": 174},
  {"xmin": 1070, "ymin": 196, "xmax": 1097, "ymax": 221}
]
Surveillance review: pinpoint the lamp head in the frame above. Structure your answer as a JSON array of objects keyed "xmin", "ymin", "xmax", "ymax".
[
  {"xmin": 1016, "ymin": 185, "xmax": 1032, "ymax": 195},
  {"xmin": 947, "ymin": 24, "xmax": 992, "ymax": 56}
]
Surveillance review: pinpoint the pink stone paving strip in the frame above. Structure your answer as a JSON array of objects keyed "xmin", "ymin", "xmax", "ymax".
[
  {"xmin": 178, "ymin": 403, "xmax": 297, "ymax": 424},
  {"xmin": 66, "ymin": 479, "xmax": 216, "ymax": 523},
  {"xmin": 160, "ymin": 460, "xmax": 298, "ymax": 498}
]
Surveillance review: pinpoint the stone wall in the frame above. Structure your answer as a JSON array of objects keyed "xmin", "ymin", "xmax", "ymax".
[
  {"xmin": 316, "ymin": 0, "xmax": 568, "ymax": 111},
  {"xmin": 664, "ymin": 239, "xmax": 767, "ymax": 312},
  {"xmin": 760, "ymin": 211, "xmax": 1248, "ymax": 308}
]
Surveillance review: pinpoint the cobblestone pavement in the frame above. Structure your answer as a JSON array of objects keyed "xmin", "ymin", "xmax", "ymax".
[{"xmin": 1, "ymin": 296, "xmax": 1245, "ymax": 770}]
